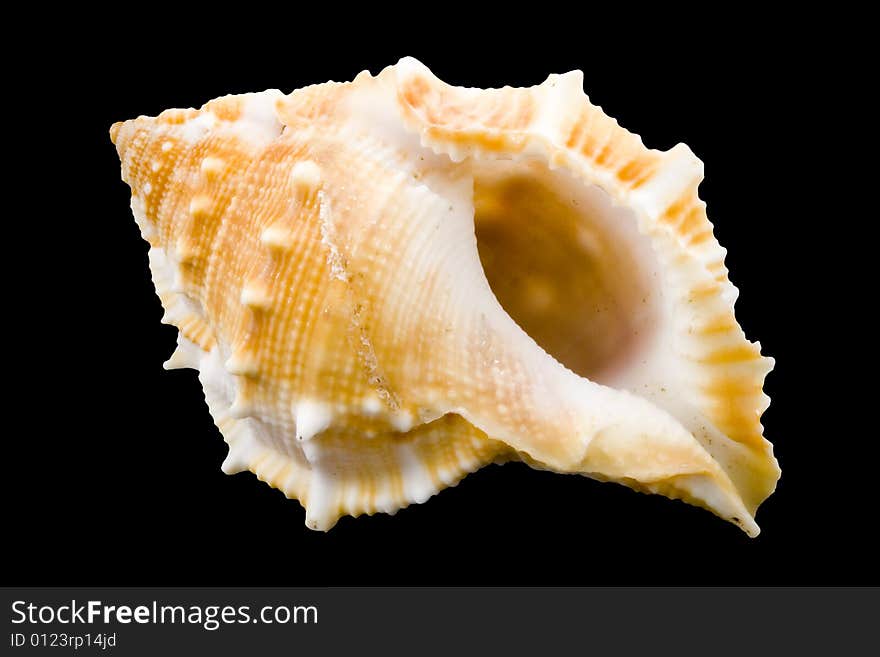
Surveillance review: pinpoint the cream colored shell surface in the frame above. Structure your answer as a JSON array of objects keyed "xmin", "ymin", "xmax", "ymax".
[{"xmin": 111, "ymin": 57, "xmax": 778, "ymax": 534}]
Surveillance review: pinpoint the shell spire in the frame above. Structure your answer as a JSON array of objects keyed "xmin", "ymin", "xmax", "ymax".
[{"xmin": 111, "ymin": 57, "xmax": 778, "ymax": 535}]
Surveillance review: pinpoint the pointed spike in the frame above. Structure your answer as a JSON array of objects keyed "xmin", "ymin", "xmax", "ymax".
[
  {"xmin": 290, "ymin": 160, "xmax": 322, "ymax": 191},
  {"xmin": 390, "ymin": 411, "xmax": 415, "ymax": 432},
  {"xmin": 189, "ymin": 196, "xmax": 213, "ymax": 219},
  {"xmin": 240, "ymin": 282, "xmax": 272, "ymax": 309},
  {"xmin": 630, "ymin": 142, "xmax": 703, "ymax": 214},
  {"xmin": 260, "ymin": 223, "xmax": 295, "ymax": 250},
  {"xmin": 175, "ymin": 236, "xmax": 198, "ymax": 264},
  {"xmin": 163, "ymin": 335, "xmax": 202, "ymax": 371},
  {"xmin": 163, "ymin": 347, "xmax": 191, "ymax": 371},
  {"xmin": 221, "ymin": 450, "xmax": 248, "ymax": 474},
  {"xmin": 225, "ymin": 353, "xmax": 260, "ymax": 377},
  {"xmin": 130, "ymin": 195, "xmax": 156, "ymax": 240},
  {"xmin": 294, "ymin": 400, "xmax": 332, "ymax": 442},
  {"xmin": 200, "ymin": 156, "xmax": 226, "ymax": 180}
]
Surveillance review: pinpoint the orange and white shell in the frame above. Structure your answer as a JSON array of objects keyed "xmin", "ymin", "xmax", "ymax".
[{"xmin": 111, "ymin": 57, "xmax": 778, "ymax": 534}]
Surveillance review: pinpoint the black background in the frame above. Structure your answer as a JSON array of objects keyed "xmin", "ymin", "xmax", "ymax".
[{"xmin": 9, "ymin": 15, "xmax": 870, "ymax": 585}]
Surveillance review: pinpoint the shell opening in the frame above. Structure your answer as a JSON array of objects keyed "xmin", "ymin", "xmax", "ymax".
[{"xmin": 473, "ymin": 159, "xmax": 663, "ymax": 385}]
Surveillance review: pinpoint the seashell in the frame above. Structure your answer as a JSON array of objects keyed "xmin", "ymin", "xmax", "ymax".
[{"xmin": 110, "ymin": 57, "xmax": 778, "ymax": 535}]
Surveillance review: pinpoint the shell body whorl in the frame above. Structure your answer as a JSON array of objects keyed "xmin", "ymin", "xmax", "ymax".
[{"xmin": 112, "ymin": 58, "xmax": 778, "ymax": 534}]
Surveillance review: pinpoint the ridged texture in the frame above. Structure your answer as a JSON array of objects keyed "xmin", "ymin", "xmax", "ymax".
[{"xmin": 111, "ymin": 57, "xmax": 778, "ymax": 534}]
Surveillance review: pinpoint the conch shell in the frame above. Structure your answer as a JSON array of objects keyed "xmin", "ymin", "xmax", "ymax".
[{"xmin": 111, "ymin": 57, "xmax": 778, "ymax": 535}]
